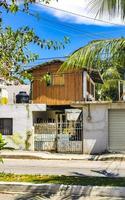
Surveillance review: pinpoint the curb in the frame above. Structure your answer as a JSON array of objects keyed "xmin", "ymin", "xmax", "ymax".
[
  {"xmin": 2, "ymin": 155, "xmax": 42, "ymax": 160},
  {"xmin": 1, "ymin": 154, "xmax": 91, "ymax": 160},
  {"xmin": 1, "ymin": 151, "xmax": 125, "ymax": 161},
  {"xmin": 0, "ymin": 182, "xmax": 125, "ymax": 198},
  {"xmin": 2, "ymin": 154, "xmax": 125, "ymax": 161}
]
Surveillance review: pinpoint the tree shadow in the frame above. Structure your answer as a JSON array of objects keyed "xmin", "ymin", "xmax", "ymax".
[
  {"xmin": 71, "ymin": 172, "xmax": 87, "ymax": 177},
  {"xmin": 91, "ymin": 169, "xmax": 119, "ymax": 177},
  {"xmin": 14, "ymin": 177, "xmax": 94, "ymax": 200}
]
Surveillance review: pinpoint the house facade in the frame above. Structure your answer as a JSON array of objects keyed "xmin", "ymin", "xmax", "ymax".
[
  {"xmin": 27, "ymin": 60, "xmax": 104, "ymax": 154},
  {"xmin": 2, "ymin": 60, "xmax": 125, "ymax": 154},
  {"xmin": 2, "ymin": 101, "xmax": 125, "ymax": 154}
]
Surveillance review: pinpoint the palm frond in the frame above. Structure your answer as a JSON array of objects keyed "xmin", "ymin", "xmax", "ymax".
[
  {"xmin": 59, "ymin": 38, "xmax": 125, "ymax": 72},
  {"xmin": 102, "ymin": 67, "xmax": 121, "ymax": 80},
  {"xmin": 89, "ymin": 0, "xmax": 125, "ymax": 21}
]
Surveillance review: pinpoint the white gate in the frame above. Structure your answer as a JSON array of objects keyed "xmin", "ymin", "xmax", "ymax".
[{"xmin": 34, "ymin": 121, "xmax": 83, "ymax": 153}]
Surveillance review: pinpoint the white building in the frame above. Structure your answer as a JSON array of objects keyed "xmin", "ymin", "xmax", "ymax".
[
  {"xmin": 0, "ymin": 104, "xmax": 46, "ymax": 150},
  {"xmin": 2, "ymin": 101, "xmax": 125, "ymax": 154},
  {"xmin": 0, "ymin": 77, "xmax": 30, "ymax": 104}
]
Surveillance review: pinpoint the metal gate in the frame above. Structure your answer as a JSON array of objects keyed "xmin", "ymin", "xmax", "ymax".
[
  {"xmin": 109, "ymin": 109, "xmax": 125, "ymax": 152},
  {"xmin": 34, "ymin": 121, "xmax": 83, "ymax": 153}
]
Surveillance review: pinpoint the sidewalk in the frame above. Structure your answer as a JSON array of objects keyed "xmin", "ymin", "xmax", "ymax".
[
  {"xmin": 1, "ymin": 150, "xmax": 125, "ymax": 161},
  {"xmin": 0, "ymin": 182, "xmax": 125, "ymax": 199}
]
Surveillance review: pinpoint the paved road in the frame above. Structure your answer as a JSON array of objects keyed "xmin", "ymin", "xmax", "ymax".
[{"xmin": 0, "ymin": 159, "xmax": 125, "ymax": 177}]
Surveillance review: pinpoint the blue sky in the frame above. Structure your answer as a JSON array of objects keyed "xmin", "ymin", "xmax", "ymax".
[{"xmin": 1, "ymin": 1, "xmax": 125, "ymax": 67}]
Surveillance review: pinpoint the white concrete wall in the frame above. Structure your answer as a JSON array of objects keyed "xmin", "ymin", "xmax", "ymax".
[
  {"xmin": 83, "ymin": 104, "xmax": 108, "ymax": 154},
  {"xmin": 0, "ymin": 104, "xmax": 46, "ymax": 150},
  {"xmin": 3, "ymin": 102, "xmax": 125, "ymax": 154}
]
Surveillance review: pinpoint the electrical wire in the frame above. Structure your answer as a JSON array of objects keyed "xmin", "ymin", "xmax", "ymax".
[
  {"xmin": 35, "ymin": 2, "xmax": 125, "ymax": 26},
  {"xmin": 27, "ymin": 7, "xmax": 125, "ymax": 37},
  {"xmin": 25, "ymin": 8, "xmax": 125, "ymax": 40},
  {"xmin": 13, "ymin": 3, "xmax": 125, "ymax": 39},
  {"xmin": 34, "ymin": 14, "xmax": 107, "ymax": 39},
  {"xmin": 22, "ymin": 56, "xmax": 68, "ymax": 67},
  {"xmin": 16, "ymin": 6, "xmax": 99, "ymax": 39},
  {"xmin": 37, "ymin": 15, "xmax": 125, "ymax": 39}
]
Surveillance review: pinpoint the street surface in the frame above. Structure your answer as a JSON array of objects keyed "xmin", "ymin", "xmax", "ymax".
[
  {"xmin": 0, "ymin": 159, "xmax": 125, "ymax": 177},
  {"xmin": 0, "ymin": 159, "xmax": 125, "ymax": 199}
]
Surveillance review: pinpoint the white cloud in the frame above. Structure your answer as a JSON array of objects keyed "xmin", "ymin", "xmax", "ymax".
[{"xmin": 37, "ymin": 0, "xmax": 124, "ymax": 26}]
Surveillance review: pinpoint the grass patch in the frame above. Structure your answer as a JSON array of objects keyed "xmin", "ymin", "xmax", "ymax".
[{"xmin": 0, "ymin": 173, "xmax": 125, "ymax": 186}]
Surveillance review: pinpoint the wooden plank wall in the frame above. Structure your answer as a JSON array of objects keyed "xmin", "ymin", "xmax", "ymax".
[{"xmin": 32, "ymin": 63, "xmax": 83, "ymax": 105}]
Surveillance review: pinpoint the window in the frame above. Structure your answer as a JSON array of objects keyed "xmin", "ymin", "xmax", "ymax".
[
  {"xmin": 86, "ymin": 74, "xmax": 95, "ymax": 97},
  {"xmin": 52, "ymin": 74, "xmax": 64, "ymax": 86},
  {"xmin": 87, "ymin": 79, "xmax": 90, "ymax": 93},
  {"xmin": 0, "ymin": 118, "xmax": 13, "ymax": 135},
  {"xmin": 90, "ymin": 82, "xmax": 95, "ymax": 97}
]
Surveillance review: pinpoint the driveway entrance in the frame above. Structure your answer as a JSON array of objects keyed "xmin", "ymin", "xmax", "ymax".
[{"xmin": 34, "ymin": 121, "xmax": 83, "ymax": 154}]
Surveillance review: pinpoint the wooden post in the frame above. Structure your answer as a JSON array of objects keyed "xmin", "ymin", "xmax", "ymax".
[
  {"xmin": 83, "ymin": 71, "xmax": 87, "ymax": 101},
  {"xmin": 55, "ymin": 114, "xmax": 58, "ymax": 153},
  {"xmin": 82, "ymin": 107, "xmax": 84, "ymax": 154},
  {"xmin": 118, "ymin": 81, "xmax": 121, "ymax": 101},
  {"xmin": 31, "ymin": 126, "xmax": 35, "ymax": 151}
]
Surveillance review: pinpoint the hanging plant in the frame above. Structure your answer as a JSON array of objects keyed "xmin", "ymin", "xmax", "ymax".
[{"xmin": 43, "ymin": 72, "xmax": 51, "ymax": 86}]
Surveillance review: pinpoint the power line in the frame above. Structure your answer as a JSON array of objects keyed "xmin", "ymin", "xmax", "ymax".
[
  {"xmin": 5, "ymin": 1, "xmax": 125, "ymax": 39},
  {"xmin": 27, "ymin": 8, "xmax": 103, "ymax": 39},
  {"xmin": 17, "ymin": 6, "xmax": 98, "ymax": 39},
  {"xmin": 36, "ymin": 2, "xmax": 125, "ymax": 26},
  {"xmin": 26, "ymin": 11, "xmax": 125, "ymax": 40},
  {"xmin": 37, "ymin": 56, "xmax": 68, "ymax": 60},
  {"xmin": 28, "ymin": 10, "xmax": 124, "ymax": 40},
  {"xmin": 17, "ymin": 4, "xmax": 125, "ymax": 39},
  {"xmin": 19, "ymin": 5, "xmax": 125, "ymax": 40},
  {"xmin": 36, "ymin": 15, "xmax": 106, "ymax": 39},
  {"xmin": 37, "ymin": 20, "xmax": 91, "ymax": 38},
  {"xmin": 27, "ymin": 7, "xmax": 125, "ymax": 36},
  {"xmin": 37, "ymin": 15, "xmax": 125, "ymax": 39},
  {"xmin": 23, "ymin": 56, "xmax": 68, "ymax": 67}
]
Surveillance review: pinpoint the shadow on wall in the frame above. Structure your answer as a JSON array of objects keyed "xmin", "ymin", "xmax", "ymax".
[
  {"xmin": 83, "ymin": 137, "xmax": 107, "ymax": 155},
  {"xmin": 6, "ymin": 131, "xmax": 32, "ymax": 151}
]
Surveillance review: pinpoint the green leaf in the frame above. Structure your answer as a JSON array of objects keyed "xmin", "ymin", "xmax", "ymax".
[{"xmin": 9, "ymin": 4, "xmax": 18, "ymax": 13}]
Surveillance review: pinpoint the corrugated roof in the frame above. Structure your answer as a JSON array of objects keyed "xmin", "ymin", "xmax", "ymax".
[{"xmin": 27, "ymin": 60, "xmax": 63, "ymax": 72}]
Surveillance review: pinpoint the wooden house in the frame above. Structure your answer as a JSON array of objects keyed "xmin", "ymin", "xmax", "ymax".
[
  {"xmin": 28, "ymin": 60, "xmax": 103, "ymax": 153},
  {"xmin": 29, "ymin": 60, "xmax": 103, "ymax": 106}
]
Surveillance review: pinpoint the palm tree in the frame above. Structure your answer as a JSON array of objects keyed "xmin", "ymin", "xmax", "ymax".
[
  {"xmin": 60, "ymin": 38, "xmax": 125, "ymax": 101},
  {"xmin": 59, "ymin": 38, "xmax": 125, "ymax": 100},
  {"xmin": 60, "ymin": 1, "xmax": 125, "ymax": 101},
  {"xmin": 89, "ymin": 0, "xmax": 125, "ymax": 20},
  {"xmin": 60, "ymin": 38, "xmax": 125, "ymax": 71}
]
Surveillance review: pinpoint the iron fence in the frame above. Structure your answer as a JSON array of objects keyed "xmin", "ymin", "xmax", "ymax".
[{"xmin": 34, "ymin": 121, "xmax": 83, "ymax": 153}]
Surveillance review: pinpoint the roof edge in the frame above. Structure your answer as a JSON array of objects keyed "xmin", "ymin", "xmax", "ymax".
[{"xmin": 27, "ymin": 60, "xmax": 64, "ymax": 72}]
